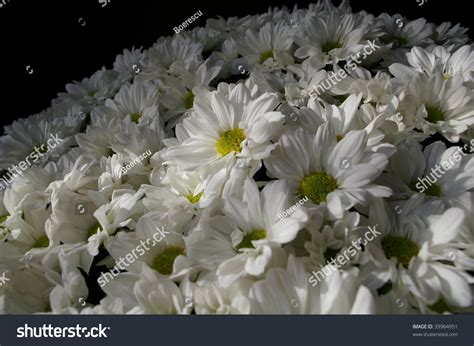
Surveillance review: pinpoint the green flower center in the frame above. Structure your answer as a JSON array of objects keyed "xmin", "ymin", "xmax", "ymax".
[
  {"xmin": 186, "ymin": 191, "xmax": 203, "ymax": 204},
  {"xmin": 215, "ymin": 128, "xmax": 246, "ymax": 157},
  {"xmin": 321, "ymin": 41, "xmax": 343, "ymax": 53},
  {"xmin": 184, "ymin": 90, "xmax": 195, "ymax": 109},
  {"xmin": 37, "ymin": 145, "xmax": 49, "ymax": 154},
  {"xmin": 332, "ymin": 94, "xmax": 348, "ymax": 105},
  {"xmin": 130, "ymin": 112, "xmax": 141, "ymax": 123},
  {"xmin": 87, "ymin": 222, "xmax": 101, "ymax": 238},
  {"xmin": 32, "ymin": 234, "xmax": 49, "ymax": 248},
  {"xmin": 237, "ymin": 229, "xmax": 267, "ymax": 249},
  {"xmin": 425, "ymin": 182, "xmax": 442, "ymax": 197},
  {"xmin": 324, "ymin": 247, "xmax": 341, "ymax": 263},
  {"xmin": 299, "ymin": 172, "xmax": 338, "ymax": 204},
  {"xmin": 106, "ymin": 147, "xmax": 115, "ymax": 157},
  {"xmin": 381, "ymin": 236, "xmax": 419, "ymax": 268},
  {"xmin": 428, "ymin": 298, "xmax": 451, "ymax": 314},
  {"xmin": 443, "ymin": 73, "xmax": 451, "ymax": 80},
  {"xmin": 336, "ymin": 134, "xmax": 344, "ymax": 142},
  {"xmin": 152, "ymin": 247, "xmax": 185, "ymax": 275},
  {"xmin": 259, "ymin": 50, "xmax": 274, "ymax": 63},
  {"xmin": 425, "ymin": 105, "xmax": 445, "ymax": 123},
  {"xmin": 411, "ymin": 180, "xmax": 443, "ymax": 197},
  {"xmin": 393, "ymin": 36, "xmax": 409, "ymax": 47}
]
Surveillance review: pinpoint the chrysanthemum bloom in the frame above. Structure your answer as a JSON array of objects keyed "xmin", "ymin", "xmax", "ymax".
[
  {"xmin": 397, "ymin": 73, "xmax": 474, "ymax": 142},
  {"xmin": 360, "ymin": 196, "xmax": 472, "ymax": 313},
  {"xmin": 163, "ymin": 84, "xmax": 285, "ymax": 169},
  {"xmin": 187, "ymin": 179, "xmax": 308, "ymax": 287},
  {"xmin": 265, "ymin": 123, "xmax": 393, "ymax": 219},
  {"xmin": 2, "ymin": 0, "xmax": 474, "ymax": 315}
]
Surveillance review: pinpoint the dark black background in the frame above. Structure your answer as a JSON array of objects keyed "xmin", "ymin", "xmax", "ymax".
[{"xmin": 0, "ymin": 0, "xmax": 470, "ymax": 129}]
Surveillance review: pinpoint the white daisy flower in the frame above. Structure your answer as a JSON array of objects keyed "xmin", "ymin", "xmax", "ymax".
[
  {"xmin": 379, "ymin": 139, "xmax": 474, "ymax": 206},
  {"xmin": 390, "ymin": 45, "xmax": 474, "ymax": 83},
  {"xmin": 162, "ymin": 165, "xmax": 228, "ymax": 209},
  {"xmin": 431, "ymin": 22, "xmax": 469, "ymax": 47},
  {"xmin": 0, "ymin": 116, "xmax": 72, "ymax": 170},
  {"xmin": 249, "ymin": 255, "xmax": 375, "ymax": 314},
  {"xmin": 237, "ymin": 22, "xmax": 294, "ymax": 69},
  {"xmin": 360, "ymin": 196, "xmax": 472, "ymax": 312},
  {"xmin": 104, "ymin": 82, "xmax": 160, "ymax": 125},
  {"xmin": 159, "ymin": 59, "xmax": 223, "ymax": 123},
  {"xmin": 187, "ymin": 272, "xmax": 252, "ymax": 314},
  {"xmin": 106, "ymin": 225, "xmax": 192, "ymax": 281},
  {"xmin": 1, "ymin": 193, "xmax": 55, "ymax": 263},
  {"xmin": 208, "ymin": 38, "xmax": 240, "ymax": 79},
  {"xmin": 398, "ymin": 73, "xmax": 474, "ymax": 142},
  {"xmin": 0, "ymin": 265, "xmax": 52, "ymax": 313},
  {"xmin": 98, "ymin": 271, "xmax": 186, "ymax": 314},
  {"xmin": 163, "ymin": 84, "xmax": 284, "ymax": 169},
  {"xmin": 377, "ymin": 14, "xmax": 433, "ymax": 50},
  {"xmin": 265, "ymin": 124, "xmax": 393, "ymax": 219},
  {"xmin": 283, "ymin": 59, "xmax": 328, "ymax": 106},
  {"xmin": 58, "ymin": 68, "xmax": 120, "ymax": 108},
  {"xmin": 48, "ymin": 246, "xmax": 92, "ymax": 314},
  {"xmin": 303, "ymin": 211, "xmax": 367, "ymax": 270},
  {"xmin": 295, "ymin": 11, "xmax": 369, "ymax": 64},
  {"xmin": 138, "ymin": 36, "xmax": 203, "ymax": 82},
  {"xmin": 297, "ymin": 93, "xmax": 393, "ymax": 151},
  {"xmin": 188, "ymin": 179, "xmax": 308, "ymax": 287},
  {"xmin": 2, "ymin": 1, "xmax": 474, "ymax": 315},
  {"xmin": 113, "ymin": 47, "xmax": 146, "ymax": 83},
  {"xmin": 87, "ymin": 190, "xmax": 145, "ymax": 256}
]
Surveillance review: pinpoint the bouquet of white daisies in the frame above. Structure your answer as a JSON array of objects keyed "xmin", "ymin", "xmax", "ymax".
[{"xmin": 1, "ymin": 0, "xmax": 473, "ymax": 314}]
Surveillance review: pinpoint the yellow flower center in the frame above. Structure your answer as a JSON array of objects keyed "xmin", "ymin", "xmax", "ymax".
[
  {"xmin": 425, "ymin": 105, "xmax": 445, "ymax": 123},
  {"xmin": 259, "ymin": 50, "xmax": 274, "ymax": 63},
  {"xmin": 186, "ymin": 191, "xmax": 203, "ymax": 204},
  {"xmin": 321, "ymin": 41, "xmax": 343, "ymax": 53},
  {"xmin": 237, "ymin": 229, "xmax": 267, "ymax": 249},
  {"xmin": 299, "ymin": 172, "xmax": 338, "ymax": 204},
  {"xmin": 184, "ymin": 90, "xmax": 195, "ymax": 109},
  {"xmin": 32, "ymin": 234, "xmax": 50, "ymax": 248},
  {"xmin": 130, "ymin": 112, "xmax": 141, "ymax": 123},
  {"xmin": 152, "ymin": 247, "xmax": 185, "ymax": 275},
  {"xmin": 381, "ymin": 236, "xmax": 419, "ymax": 268},
  {"xmin": 215, "ymin": 128, "xmax": 246, "ymax": 157}
]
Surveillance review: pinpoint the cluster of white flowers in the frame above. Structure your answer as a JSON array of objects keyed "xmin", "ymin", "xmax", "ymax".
[{"xmin": 1, "ymin": 0, "xmax": 473, "ymax": 314}]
